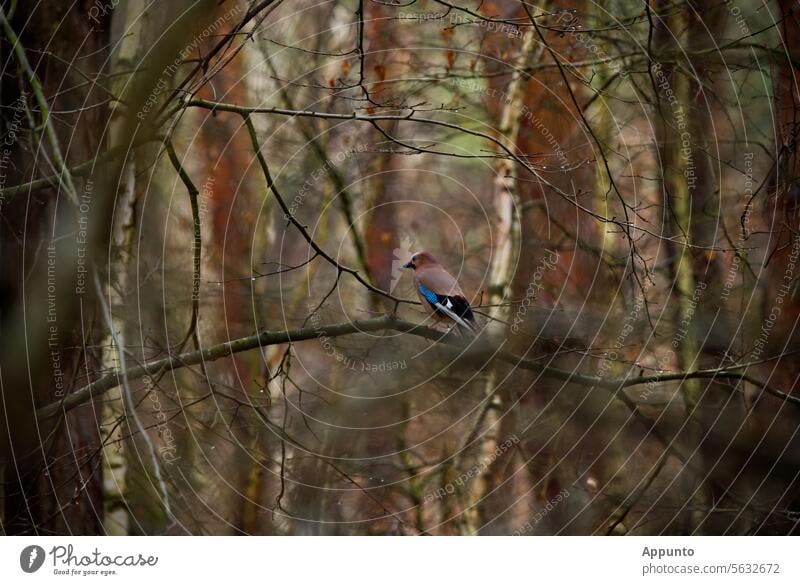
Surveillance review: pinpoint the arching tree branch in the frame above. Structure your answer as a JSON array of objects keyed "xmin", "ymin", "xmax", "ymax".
[{"xmin": 36, "ymin": 315, "xmax": 799, "ymax": 421}]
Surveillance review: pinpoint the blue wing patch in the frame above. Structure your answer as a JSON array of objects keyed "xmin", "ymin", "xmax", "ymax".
[
  {"xmin": 417, "ymin": 282, "xmax": 478, "ymax": 333},
  {"xmin": 417, "ymin": 283, "xmax": 439, "ymax": 305}
]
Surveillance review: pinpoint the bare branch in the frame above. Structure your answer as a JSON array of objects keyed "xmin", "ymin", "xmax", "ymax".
[{"xmin": 37, "ymin": 315, "xmax": 800, "ymax": 421}]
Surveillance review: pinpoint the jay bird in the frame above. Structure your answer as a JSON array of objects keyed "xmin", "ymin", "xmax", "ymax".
[{"xmin": 403, "ymin": 251, "xmax": 479, "ymax": 335}]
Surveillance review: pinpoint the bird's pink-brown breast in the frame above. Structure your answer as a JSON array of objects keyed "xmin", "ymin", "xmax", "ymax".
[{"xmin": 415, "ymin": 265, "xmax": 465, "ymax": 297}]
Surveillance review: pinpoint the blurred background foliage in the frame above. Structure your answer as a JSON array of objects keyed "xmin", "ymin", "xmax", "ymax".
[{"xmin": 1, "ymin": 0, "xmax": 799, "ymax": 535}]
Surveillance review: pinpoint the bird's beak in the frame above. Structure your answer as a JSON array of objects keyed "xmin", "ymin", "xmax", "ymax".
[{"xmin": 402, "ymin": 261, "xmax": 414, "ymax": 269}]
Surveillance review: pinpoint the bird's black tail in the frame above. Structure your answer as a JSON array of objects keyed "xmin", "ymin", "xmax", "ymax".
[
  {"xmin": 455, "ymin": 315, "xmax": 479, "ymax": 337},
  {"xmin": 428, "ymin": 292, "xmax": 480, "ymax": 337},
  {"xmin": 443, "ymin": 296, "xmax": 479, "ymax": 336}
]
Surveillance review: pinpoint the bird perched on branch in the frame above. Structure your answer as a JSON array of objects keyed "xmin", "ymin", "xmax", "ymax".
[{"xmin": 403, "ymin": 251, "xmax": 479, "ymax": 335}]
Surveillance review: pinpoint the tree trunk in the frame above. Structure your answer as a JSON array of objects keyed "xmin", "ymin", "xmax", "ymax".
[{"xmin": 0, "ymin": 2, "xmax": 111, "ymax": 534}]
